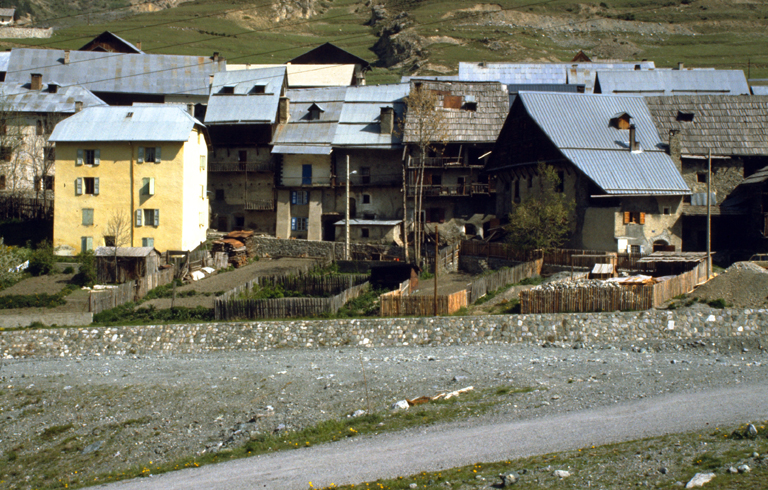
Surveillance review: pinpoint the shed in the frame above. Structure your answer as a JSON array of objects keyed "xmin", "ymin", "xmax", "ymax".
[
  {"xmin": 636, "ymin": 251, "xmax": 707, "ymax": 276},
  {"xmin": 370, "ymin": 263, "xmax": 420, "ymax": 292},
  {"xmin": 95, "ymin": 247, "xmax": 161, "ymax": 284}
]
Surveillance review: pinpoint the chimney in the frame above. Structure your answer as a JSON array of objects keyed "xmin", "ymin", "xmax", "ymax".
[
  {"xmin": 64, "ymin": 50, "xmax": 70, "ymax": 64},
  {"xmin": 187, "ymin": 103, "xmax": 195, "ymax": 117},
  {"xmin": 629, "ymin": 124, "xmax": 637, "ymax": 152},
  {"xmin": 136, "ymin": 41, "xmax": 142, "ymax": 50},
  {"xmin": 278, "ymin": 96, "xmax": 290, "ymax": 124},
  {"xmin": 213, "ymin": 52, "xmax": 219, "ymax": 62},
  {"xmin": 75, "ymin": 101, "xmax": 83, "ymax": 113},
  {"xmin": 30, "ymin": 73, "xmax": 42, "ymax": 90},
  {"xmin": 380, "ymin": 106, "xmax": 394, "ymax": 134},
  {"xmin": 677, "ymin": 62, "xmax": 684, "ymax": 70}
]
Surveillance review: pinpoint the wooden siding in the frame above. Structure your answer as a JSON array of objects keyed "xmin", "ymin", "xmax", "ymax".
[
  {"xmin": 466, "ymin": 258, "xmax": 543, "ymax": 303},
  {"xmin": 380, "ymin": 289, "xmax": 467, "ymax": 317},
  {"xmin": 89, "ymin": 268, "xmax": 174, "ymax": 314}
]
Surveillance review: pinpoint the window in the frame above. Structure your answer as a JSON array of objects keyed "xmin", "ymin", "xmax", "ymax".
[
  {"xmin": 0, "ymin": 175, "xmax": 5, "ymax": 190},
  {"xmin": 135, "ymin": 209, "xmax": 143, "ymax": 227},
  {"xmin": 363, "ymin": 212, "xmax": 376, "ymax": 220},
  {"xmin": 138, "ymin": 147, "xmax": 161, "ymax": 164},
  {"xmin": 238, "ymin": 150, "xmax": 247, "ymax": 163},
  {"xmin": 235, "ymin": 216, "xmax": 245, "ymax": 228},
  {"xmin": 362, "ymin": 194, "xmax": 371, "ymax": 204},
  {"xmin": 360, "ymin": 167, "xmax": 371, "ymax": 184},
  {"xmin": 82, "ymin": 208, "xmax": 94, "ymax": 226},
  {"xmin": 144, "ymin": 209, "xmax": 160, "ymax": 227},
  {"xmin": 676, "ymin": 111, "xmax": 695, "ymax": 122},
  {"xmin": 141, "ymin": 177, "xmax": 155, "ymax": 196},
  {"xmin": 623, "ymin": 211, "xmax": 645, "ymax": 225},
  {"xmin": 215, "ymin": 189, "xmax": 225, "ymax": 201},
  {"xmin": 76, "ymin": 177, "xmax": 99, "ymax": 196},
  {"xmin": 361, "ymin": 228, "xmax": 370, "ymax": 238},
  {"xmin": 291, "ymin": 217, "xmax": 308, "ymax": 231},
  {"xmin": 291, "ymin": 190, "xmax": 310, "ymax": 205},
  {"xmin": 36, "ymin": 120, "xmax": 44, "ymax": 136},
  {"xmin": 697, "ymin": 172, "xmax": 707, "ymax": 183},
  {"xmin": 220, "ymin": 86, "xmax": 235, "ymax": 95},
  {"xmin": 630, "ymin": 244, "xmax": 642, "ymax": 254},
  {"xmin": 302, "ymin": 164, "xmax": 312, "ymax": 185},
  {"xmin": 45, "ymin": 146, "xmax": 55, "ymax": 162},
  {"xmin": 104, "ymin": 236, "xmax": 115, "ymax": 247},
  {"xmin": 76, "ymin": 149, "xmax": 100, "ymax": 166},
  {"xmin": 81, "ymin": 236, "xmax": 93, "ymax": 253},
  {"xmin": 663, "ymin": 207, "xmax": 671, "ymax": 215},
  {"xmin": 463, "ymin": 102, "xmax": 477, "ymax": 111},
  {"xmin": 1, "ymin": 146, "xmax": 12, "ymax": 162},
  {"xmin": 250, "ymin": 85, "xmax": 266, "ymax": 94},
  {"xmin": 85, "ymin": 149, "xmax": 97, "ymax": 166},
  {"xmin": 142, "ymin": 237, "xmax": 154, "ymax": 247}
]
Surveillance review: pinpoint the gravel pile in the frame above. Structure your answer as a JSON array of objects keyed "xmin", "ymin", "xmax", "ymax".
[
  {"xmin": 531, "ymin": 278, "xmax": 623, "ymax": 291},
  {"xmin": 693, "ymin": 262, "xmax": 768, "ymax": 308}
]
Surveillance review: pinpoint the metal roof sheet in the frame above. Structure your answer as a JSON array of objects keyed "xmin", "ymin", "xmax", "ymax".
[
  {"xmin": 0, "ymin": 8, "xmax": 15, "ymax": 16},
  {"xmin": 49, "ymin": 105, "xmax": 203, "ymax": 142},
  {"xmin": 0, "ymin": 52, "xmax": 9, "ymax": 72},
  {"xmin": 228, "ymin": 64, "xmax": 354, "ymax": 87},
  {"xmin": 752, "ymin": 86, "xmax": 768, "ymax": 95},
  {"xmin": 332, "ymin": 124, "xmax": 403, "ymax": 148},
  {"xmin": 459, "ymin": 62, "xmax": 566, "ymax": 85},
  {"xmin": 506, "ymin": 83, "xmax": 582, "ymax": 94},
  {"xmin": 94, "ymin": 246, "xmax": 158, "ymax": 257},
  {"xmin": 595, "ymin": 70, "xmax": 750, "ymax": 95},
  {"xmin": 741, "ymin": 166, "xmax": 768, "ymax": 185},
  {"xmin": 0, "ymin": 83, "xmax": 106, "ymax": 113},
  {"xmin": 566, "ymin": 62, "xmax": 655, "ymax": 92},
  {"xmin": 333, "ymin": 219, "xmax": 402, "ymax": 226},
  {"xmin": 205, "ymin": 67, "xmax": 285, "ymax": 125},
  {"xmin": 400, "ymin": 75, "xmax": 460, "ymax": 82},
  {"xmin": 271, "ymin": 145, "xmax": 331, "ymax": 155},
  {"xmin": 519, "ymin": 92, "xmax": 664, "ymax": 150},
  {"xmin": 4, "ymin": 48, "xmax": 226, "ymax": 96},
  {"xmin": 271, "ymin": 87, "xmax": 346, "ymax": 149},
  {"xmin": 343, "ymin": 83, "xmax": 408, "ymax": 102}
]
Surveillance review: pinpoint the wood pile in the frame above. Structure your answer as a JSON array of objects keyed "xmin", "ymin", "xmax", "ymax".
[
  {"xmin": 212, "ymin": 238, "xmax": 247, "ymax": 268},
  {"xmin": 225, "ymin": 230, "xmax": 256, "ymax": 258}
]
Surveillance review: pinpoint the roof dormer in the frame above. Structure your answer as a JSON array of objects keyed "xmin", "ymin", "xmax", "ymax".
[
  {"xmin": 307, "ymin": 103, "xmax": 324, "ymax": 121},
  {"xmin": 609, "ymin": 112, "xmax": 632, "ymax": 130}
]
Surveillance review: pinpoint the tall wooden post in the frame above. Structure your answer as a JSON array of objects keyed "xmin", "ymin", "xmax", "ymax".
[
  {"xmin": 706, "ymin": 149, "xmax": 712, "ymax": 280},
  {"xmin": 434, "ymin": 224, "xmax": 438, "ymax": 316}
]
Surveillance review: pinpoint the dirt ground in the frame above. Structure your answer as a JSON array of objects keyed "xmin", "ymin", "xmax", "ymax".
[
  {"xmin": 0, "ymin": 272, "xmax": 91, "ymax": 314},
  {"xmin": 409, "ymin": 271, "xmax": 476, "ymax": 296}
]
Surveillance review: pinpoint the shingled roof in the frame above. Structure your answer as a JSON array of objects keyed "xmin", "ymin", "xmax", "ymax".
[
  {"xmin": 402, "ymin": 80, "xmax": 508, "ymax": 144},
  {"xmin": 646, "ymin": 95, "xmax": 768, "ymax": 157}
]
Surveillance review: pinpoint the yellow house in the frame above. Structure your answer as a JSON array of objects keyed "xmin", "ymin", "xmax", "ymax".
[{"xmin": 50, "ymin": 105, "xmax": 209, "ymax": 255}]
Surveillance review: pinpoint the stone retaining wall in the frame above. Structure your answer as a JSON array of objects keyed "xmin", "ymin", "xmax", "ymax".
[
  {"xmin": 0, "ymin": 27, "xmax": 53, "ymax": 38},
  {"xmin": 2, "ymin": 309, "xmax": 766, "ymax": 358},
  {"xmin": 253, "ymin": 237, "xmax": 404, "ymax": 261}
]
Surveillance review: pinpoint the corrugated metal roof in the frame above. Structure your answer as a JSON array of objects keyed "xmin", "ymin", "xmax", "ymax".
[
  {"xmin": 271, "ymin": 145, "xmax": 331, "ymax": 155},
  {"xmin": 460, "ymin": 62, "xmax": 566, "ymax": 85},
  {"xmin": 741, "ymin": 166, "xmax": 768, "ymax": 185},
  {"xmin": 596, "ymin": 70, "xmax": 750, "ymax": 95},
  {"xmin": 333, "ymin": 84, "xmax": 408, "ymax": 148},
  {"xmin": 516, "ymin": 92, "xmax": 688, "ymax": 195},
  {"xmin": 400, "ymin": 75, "xmax": 460, "ymax": 82},
  {"xmin": 752, "ymin": 86, "xmax": 768, "ymax": 95},
  {"xmin": 228, "ymin": 64, "xmax": 354, "ymax": 87},
  {"xmin": 271, "ymin": 87, "xmax": 346, "ymax": 151},
  {"xmin": 94, "ymin": 246, "xmax": 157, "ymax": 257},
  {"xmin": 4, "ymin": 48, "xmax": 226, "ymax": 96},
  {"xmin": 0, "ymin": 8, "xmax": 15, "ymax": 16},
  {"xmin": 506, "ymin": 83, "xmax": 582, "ymax": 94},
  {"xmin": 402, "ymin": 80, "xmax": 509, "ymax": 144},
  {"xmin": 566, "ymin": 62, "xmax": 655, "ymax": 92},
  {"xmin": 519, "ymin": 92, "xmax": 664, "ymax": 150},
  {"xmin": 646, "ymin": 95, "xmax": 768, "ymax": 156},
  {"xmin": 0, "ymin": 83, "xmax": 106, "ymax": 113},
  {"xmin": 0, "ymin": 52, "xmax": 10, "ymax": 72},
  {"xmin": 344, "ymin": 83, "xmax": 408, "ymax": 102},
  {"xmin": 205, "ymin": 67, "xmax": 285, "ymax": 125},
  {"xmin": 333, "ymin": 219, "xmax": 402, "ymax": 226},
  {"xmin": 49, "ymin": 105, "xmax": 203, "ymax": 142}
]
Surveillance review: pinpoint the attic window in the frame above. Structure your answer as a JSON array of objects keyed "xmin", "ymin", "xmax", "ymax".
[
  {"xmin": 308, "ymin": 103, "xmax": 325, "ymax": 121},
  {"xmin": 463, "ymin": 95, "xmax": 477, "ymax": 111},
  {"xmin": 48, "ymin": 84, "xmax": 58, "ymax": 94},
  {"xmin": 634, "ymin": 64, "xmax": 641, "ymax": 70},
  {"xmin": 250, "ymin": 85, "xmax": 266, "ymax": 94},
  {"xmin": 220, "ymin": 85, "xmax": 235, "ymax": 95},
  {"xmin": 676, "ymin": 111, "xmax": 695, "ymax": 122},
  {"xmin": 609, "ymin": 113, "xmax": 632, "ymax": 130},
  {"xmin": 126, "ymin": 112, "xmax": 134, "ymax": 118}
]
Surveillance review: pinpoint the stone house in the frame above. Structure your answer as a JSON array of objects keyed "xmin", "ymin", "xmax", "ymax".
[
  {"xmin": 50, "ymin": 106, "xmax": 210, "ymax": 255},
  {"xmin": 402, "ymin": 80, "xmax": 508, "ymax": 238},
  {"xmin": 647, "ymin": 95, "xmax": 768, "ymax": 252},
  {"xmin": 487, "ymin": 92, "xmax": 690, "ymax": 254},
  {"xmin": 0, "ymin": 8, "xmax": 14, "ymax": 25},
  {"xmin": 204, "ymin": 67, "xmax": 287, "ymax": 234}
]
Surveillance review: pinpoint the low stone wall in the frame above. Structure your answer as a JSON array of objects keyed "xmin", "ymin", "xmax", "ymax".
[
  {"xmin": 2, "ymin": 308, "xmax": 766, "ymax": 358},
  {"xmin": 0, "ymin": 27, "xmax": 53, "ymax": 38},
  {"xmin": 253, "ymin": 237, "xmax": 404, "ymax": 261},
  {"xmin": 0, "ymin": 312, "xmax": 92, "ymax": 329}
]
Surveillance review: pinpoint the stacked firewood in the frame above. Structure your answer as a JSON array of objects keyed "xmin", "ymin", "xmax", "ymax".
[
  {"xmin": 225, "ymin": 230, "xmax": 256, "ymax": 258},
  {"xmin": 211, "ymin": 238, "xmax": 247, "ymax": 268}
]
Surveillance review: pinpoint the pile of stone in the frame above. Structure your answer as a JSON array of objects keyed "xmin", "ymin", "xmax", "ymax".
[
  {"xmin": 529, "ymin": 278, "xmax": 624, "ymax": 292},
  {"xmin": 692, "ymin": 261, "xmax": 768, "ymax": 308}
]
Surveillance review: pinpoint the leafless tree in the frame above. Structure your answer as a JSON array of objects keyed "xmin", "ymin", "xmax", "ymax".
[
  {"xmin": 0, "ymin": 98, "xmax": 27, "ymax": 202},
  {"xmin": 20, "ymin": 113, "xmax": 57, "ymax": 216},
  {"xmin": 104, "ymin": 210, "xmax": 132, "ymax": 283},
  {"xmin": 401, "ymin": 84, "xmax": 448, "ymax": 265}
]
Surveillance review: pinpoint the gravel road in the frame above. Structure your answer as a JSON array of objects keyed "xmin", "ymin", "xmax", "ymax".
[{"xmin": 2, "ymin": 335, "xmax": 767, "ymax": 489}]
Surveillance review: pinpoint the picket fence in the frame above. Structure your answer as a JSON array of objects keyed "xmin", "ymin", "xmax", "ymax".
[
  {"xmin": 380, "ymin": 289, "xmax": 467, "ymax": 317},
  {"xmin": 466, "ymin": 258, "xmax": 543, "ymax": 303},
  {"xmin": 214, "ymin": 273, "xmax": 370, "ymax": 320},
  {"xmin": 88, "ymin": 268, "xmax": 174, "ymax": 314}
]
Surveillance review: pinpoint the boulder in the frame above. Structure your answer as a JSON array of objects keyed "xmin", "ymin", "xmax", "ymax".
[{"xmin": 685, "ymin": 473, "xmax": 715, "ymax": 488}]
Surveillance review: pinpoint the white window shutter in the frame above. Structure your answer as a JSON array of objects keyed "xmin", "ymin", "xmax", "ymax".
[
  {"xmin": 155, "ymin": 147, "xmax": 161, "ymax": 163},
  {"xmin": 154, "ymin": 209, "xmax": 159, "ymax": 226},
  {"xmin": 76, "ymin": 149, "xmax": 83, "ymax": 166},
  {"xmin": 137, "ymin": 147, "xmax": 144, "ymax": 164},
  {"xmin": 94, "ymin": 177, "xmax": 99, "ymax": 195},
  {"xmin": 149, "ymin": 177, "xmax": 155, "ymax": 196},
  {"xmin": 135, "ymin": 209, "xmax": 142, "ymax": 227},
  {"xmin": 94, "ymin": 149, "xmax": 100, "ymax": 166},
  {"xmin": 86, "ymin": 237, "xmax": 93, "ymax": 251},
  {"xmin": 75, "ymin": 177, "xmax": 82, "ymax": 195}
]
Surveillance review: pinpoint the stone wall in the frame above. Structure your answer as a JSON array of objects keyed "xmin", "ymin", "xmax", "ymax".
[
  {"xmin": 0, "ymin": 312, "xmax": 92, "ymax": 329},
  {"xmin": 2, "ymin": 308, "xmax": 765, "ymax": 358},
  {"xmin": 0, "ymin": 27, "xmax": 52, "ymax": 38},
  {"xmin": 253, "ymin": 236, "xmax": 404, "ymax": 261}
]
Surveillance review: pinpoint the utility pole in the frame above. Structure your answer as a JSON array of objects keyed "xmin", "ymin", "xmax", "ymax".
[
  {"xmin": 434, "ymin": 224, "xmax": 438, "ymax": 316},
  {"xmin": 706, "ymin": 149, "xmax": 712, "ymax": 280},
  {"xmin": 346, "ymin": 154, "xmax": 350, "ymax": 260}
]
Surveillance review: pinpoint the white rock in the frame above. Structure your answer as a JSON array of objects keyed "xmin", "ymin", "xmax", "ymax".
[
  {"xmin": 352, "ymin": 409, "xmax": 366, "ymax": 417},
  {"xmin": 392, "ymin": 400, "xmax": 409, "ymax": 410},
  {"xmin": 686, "ymin": 473, "xmax": 715, "ymax": 488},
  {"xmin": 738, "ymin": 464, "xmax": 751, "ymax": 473},
  {"xmin": 553, "ymin": 470, "xmax": 570, "ymax": 478}
]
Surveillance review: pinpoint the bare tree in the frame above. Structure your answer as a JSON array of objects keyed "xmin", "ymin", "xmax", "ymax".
[
  {"xmin": 104, "ymin": 210, "xmax": 132, "ymax": 283},
  {"xmin": 20, "ymin": 113, "xmax": 57, "ymax": 216},
  {"xmin": 401, "ymin": 84, "xmax": 448, "ymax": 265},
  {"xmin": 0, "ymin": 98, "xmax": 27, "ymax": 204}
]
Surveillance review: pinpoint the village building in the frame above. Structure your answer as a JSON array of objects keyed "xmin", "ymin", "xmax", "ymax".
[
  {"xmin": 50, "ymin": 105, "xmax": 210, "ymax": 255},
  {"xmin": 205, "ymin": 67, "xmax": 287, "ymax": 234},
  {"xmin": 3, "ymin": 48, "xmax": 226, "ymax": 106},
  {"xmin": 287, "ymin": 42, "xmax": 370, "ymax": 86},
  {"xmin": 78, "ymin": 31, "xmax": 145, "ymax": 54},
  {"xmin": 0, "ymin": 8, "xmax": 14, "ymax": 25},
  {"xmin": 488, "ymin": 92, "xmax": 690, "ymax": 253},
  {"xmin": 402, "ymin": 80, "xmax": 508, "ymax": 238},
  {"xmin": 594, "ymin": 68, "xmax": 750, "ymax": 96},
  {"xmin": 646, "ymin": 95, "xmax": 768, "ymax": 252},
  {"xmin": 0, "ymin": 75, "xmax": 106, "ymax": 197}
]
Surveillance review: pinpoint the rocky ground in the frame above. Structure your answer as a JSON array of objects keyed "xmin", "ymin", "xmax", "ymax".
[{"xmin": 1, "ymin": 334, "xmax": 766, "ymax": 489}]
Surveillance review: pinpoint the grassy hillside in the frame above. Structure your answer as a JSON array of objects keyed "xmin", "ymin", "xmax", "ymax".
[{"xmin": 4, "ymin": 0, "xmax": 768, "ymax": 84}]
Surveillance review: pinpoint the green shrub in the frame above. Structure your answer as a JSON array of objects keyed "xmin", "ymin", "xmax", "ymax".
[
  {"xmin": 73, "ymin": 250, "xmax": 97, "ymax": 287},
  {"xmin": 707, "ymin": 298, "xmax": 728, "ymax": 309},
  {"xmin": 93, "ymin": 304, "xmax": 214, "ymax": 325},
  {"xmin": 62, "ymin": 266, "xmax": 75, "ymax": 274},
  {"xmin": 0, "ymin": 291, "xmax": 68, "ymax": 309},
  {"xmin": 28, "ymin": 240, "xmax": 55, "ymax": 276}
]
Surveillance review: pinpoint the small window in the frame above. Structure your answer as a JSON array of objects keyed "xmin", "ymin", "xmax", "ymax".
[
  {"xmin": 360, "ymin": 166, "xmax": 371, "ymax": 184},
  {"xmin": 141, "ymin": 177, "xmax": 155, "ymax": 196},
  {"xmin": 361, "ymin": 228, "xmax": 370, "ymax": 238},
  {"xmin": 215, "ymin": 189, "xmax": 225, "ymax": 201},
  {"xmin": 291, "ymin": 217, "xmax": 308, "ymax": 231},
  {"xmin": 81, "ymin": 236, "xmax": 93, "ymax": 253},
  {"xmin": 144, "ymin": 209, "xmax": 159, "ymax": 227},
  {"xmin": 663, "ymin": 207, "xmax": 671, "ymax": 215},
  {"xmin": 291, "ymin": 190, "xmax": 310, "ymax": 205},
  {"xmin": 238, "ymin": 150, "xmax": 247, "ymax": 163},
  {"xmin": 556, "ymin": 171, "xmax": 565, "ymax": 193},
  {"xmin": 235, "ymin": 216, "xmax": 245, "ymax": 228},
  {"xmin": 220, "ymin": 86, "xmax": 235, "ymax": 94},
  {"xmin": 145, "ymin": 147, "xmax": 156, "ymax": 163},
  {"xmin": 45, "ymin": 146, "xmax": 55, "ymax": 162},
  {"xmin": 104, "ymin": 236, "xmax": 115, "ymax": 247},
  {"xmin": 36, "ymin": 120, "xmax": 44, "ymax": 136},
  {"xmin": 84, "ymin": 177, "xmax": 98, "ymax": 195},
  {"xmin": 84, "ymin": 149, "xmax": 95, "ymax": 165},
  {"xmin": 199, "ymin": 155, "xmax": 206, "ymax": 170},
  {"xmin": 0, "ymin": 175, "xmax": 5, "ymax": 190},
  {"xmin": 697, "ymin": 172, "xmax": 707, "ymax": 183},
  {"xmin": 250, "ymin": 85, "xmax": 266, "ymax": 94},
  {"xmin": 1, "ymin": 146, "xmax": 12, "ymax": 162},
  {"xmin": 630, "ymin": 244, "xmax": 641, "ymax": 254},
  {"xmin": 676, "ymin": 111, "xmax": 695, "ymax": 122},
  {"xmin": 363, "ymin": 212, "xmax": 375, "ymax": 220},
  {"xmin": 82, "ymin": 208, "xmax": 94, "ymax": 226},
  {"xmin": 142, "ymin": 237, "xmax": 154, "ymax": 247},
  {"xmin": 362, "ymin": 194, "xmax": 371, "ymax": 204},
  {"xmin": 463, "ymin": 102, "xmax": 477, "ymax": 111},
  {"xmin": 302, "ymin": 164, "xmax": 312, "ymax": 185},
  {"xmin": 623, "ymin": 211, "xmax": 645, "ymax": 225}
]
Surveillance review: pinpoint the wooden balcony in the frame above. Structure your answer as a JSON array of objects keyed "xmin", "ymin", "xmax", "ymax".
[
  {"xmin": 209, "ymin": 161, "xmax": 275, "ymax": 173},
  {"xmin": 406, "ymin": 183, "xmax": 492, "ymax": 197},
  {"xmin": 244, "ymin": 199, "xmax": 274, "ymax": 211},
  {"xmin": 407, "ymin": 156, "xmax": 484, "ymax": 169}
]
